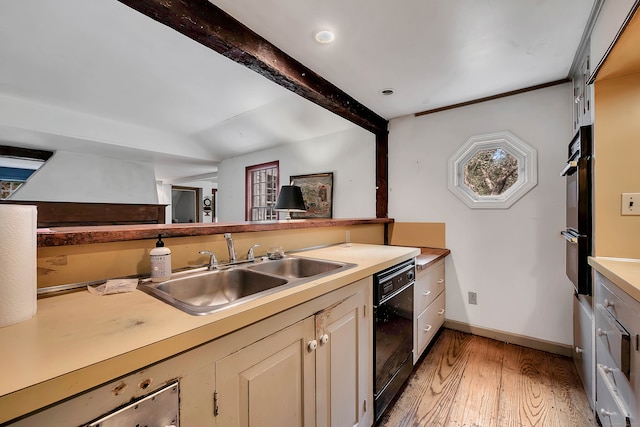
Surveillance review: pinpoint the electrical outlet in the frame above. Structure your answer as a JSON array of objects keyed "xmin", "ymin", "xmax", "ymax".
[
  {"xmin": 622, "ymin": 193, "xmax": 640, "ymax": 215},
  {"xmin": 468, "ymin": 291, "xmax": 477, "ymax": 305}
]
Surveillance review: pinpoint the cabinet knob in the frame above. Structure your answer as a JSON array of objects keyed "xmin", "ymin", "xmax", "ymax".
[
  {"xmin": 307, "ymin": 340, "xmax": 318, "ymax": 352},
  {"xmin": 597, "ymin": 328, "xmax": 607, "ymax": 337},
  {"xmin": 423, "ymin": 325, "xmax": 433, "ymax": 333},
  {"xmin": 422, "ymin": 290, "xmax": 432, "ymax": 296},
  {"xmin": 320, "ymin": 334, "xmax": 329, "ymax": 345},
  {"xmin": 600, "ymin": 408, "xmax": 613, "ymax": 418},
  {"xmin": 604, "ymin": 299, "xmax": 614, "ymax": 308},
  {"xmin": 602, "ymin": 365, "xmax": 615, "ymax": 375},
  {"xmin": 438, "ymin": 309, "xmax": 445, "ymax": 315},
  {"xmin": 575, "ymin": 346, "xmax": 583, "ymax": 354},
  {"xmin": 437, "ymin": 279, "xmax": 444, "ymax": 284}
]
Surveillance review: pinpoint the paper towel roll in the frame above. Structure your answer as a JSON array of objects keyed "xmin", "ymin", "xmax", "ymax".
[{"xmin": 0, "ymin": 205, "xmax": 37, "ymax": 327}]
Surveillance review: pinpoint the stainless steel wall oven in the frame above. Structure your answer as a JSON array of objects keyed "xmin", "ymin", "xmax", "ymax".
[
  {"xmin": 373, "ymin": 259, "xmax": 415, "ymax": 422},
  {"xmin": 561, "ymin": 125, "xmax": 593, "ymax": 295}
]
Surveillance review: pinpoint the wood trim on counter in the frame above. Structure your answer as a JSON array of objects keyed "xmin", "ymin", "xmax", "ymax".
[
  {"xmin": 37, "ymin": 218, "xmax": 394, "ymax": 247},
  {"xmin": 1, "ymin": 200, "xmax": 166, "ymax": 227}
]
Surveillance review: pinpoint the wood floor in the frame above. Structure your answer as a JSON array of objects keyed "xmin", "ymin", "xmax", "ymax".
[{"xmin": 377, "ymin": 328, "xmax": 596, "ymax": 427}]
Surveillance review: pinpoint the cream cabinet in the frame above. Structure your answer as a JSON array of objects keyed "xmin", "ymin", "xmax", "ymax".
[
  {"xmin": 590, "ymin": 0, "xmax": 638, "ymax": 74},
  {"xmin": 215, "ymin": 283, "xmax": 370, "ymax": 427},
  {"xmin": 215, "ymin": 316, "xmax": 317, "ymax": 427},
  {"xmin": 315, "ymin": 288, "xmax": 370, "ymax": 427},
  {"xmin": 413, "ymin": 258, "xmax": 446, "ymax": 364},
  {"xmin": 573, "ymin": 293, "xmax": 595, "ymax": 409},
  {"xmin": 594, "ymin": 271, "xmax": 640, "ymax": 427},
  {"xmin": 8, "ymin": 278, "xmax": 372, "ymax": 427},
  {"xmin": 572, "ymin": 46, "xmax": 592, "ymax": 133}
]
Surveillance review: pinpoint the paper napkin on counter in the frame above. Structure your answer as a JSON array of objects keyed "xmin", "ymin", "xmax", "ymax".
[{"xmin": 88, "ymin": 279, "xmax": 139, "ymax": 296}]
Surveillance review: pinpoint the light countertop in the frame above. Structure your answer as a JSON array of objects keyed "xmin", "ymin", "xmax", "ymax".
[
  {"xmin": 0, "ymin": 243, "xmax": 420, "ymax": 424},
  {"xmin": 589, "ymin": 256, "xmax": 640, "ymax": 301}
]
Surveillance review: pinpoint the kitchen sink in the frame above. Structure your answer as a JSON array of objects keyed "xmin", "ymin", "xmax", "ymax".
[
  {"xmin": 247, "ymin": 257, "xmax": 344, "ymax": 279},
  {"xmin": 139, "ymin": 255, "xmax": 356, "ymax": 315}
]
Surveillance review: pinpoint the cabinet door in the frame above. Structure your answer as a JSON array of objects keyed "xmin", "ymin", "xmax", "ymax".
[
  {"xmin": 315, "ymin": 283, "xmax": 370, "ymax": 427},
  {"xmin": 215, "ymin": 316, "xmax": 316, "ymax": 427},
  {"xmin": 573, "ymin": 294, "xmax": 594, "ymax": 409},
  {"xmin": 573, "ymin": 71, "xmax": 583, "ymax": 132}
]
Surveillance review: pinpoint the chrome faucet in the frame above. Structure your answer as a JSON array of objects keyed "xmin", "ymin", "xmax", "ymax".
[
  {"xmin": 224, "ymin": 233, "xmax": 236, "ymax": 263},
  {"xmin": 199, "ymin": 250, "xmax": 218, "ymax": 270},
  {"xmin": 247, "ymin": 244, "xmax": 261, "ymax": 261}
]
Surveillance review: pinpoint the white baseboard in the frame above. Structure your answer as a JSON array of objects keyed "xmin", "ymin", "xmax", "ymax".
[{"xmin": 443, "ymin": 320, "xmax": 573, "ymax": 357}]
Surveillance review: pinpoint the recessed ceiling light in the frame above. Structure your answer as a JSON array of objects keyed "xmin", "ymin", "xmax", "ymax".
[
  {"xmin": 314, "ymin": 29, "xmax": 335, "ymax": 44},
  {"xmin": 380, "ymin": 88, "xmax": 395, "ymax": 96}
]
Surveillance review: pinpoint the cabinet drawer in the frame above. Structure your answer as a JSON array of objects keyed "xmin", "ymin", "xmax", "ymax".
[
  {"xmin": 415, "ymin": 259, "xmax": 445, "ymax": 315},
  {"xmin": 596, "ymin": 303, "xmax": 631, "ymax": 379},
  {"xmin": 596, "ymin": 363, "xmax": 633, "ymax": 427},
  {"xmin": 415, "ymin": 293, "xmax": 445, "ymax": 361},
  {"xmin": 597, "ymin": 343, "xmax": 634, "ymax": 415},
  {"xmin": 596, "ymin": 275, "xmax": 637, "ymax": 335}
]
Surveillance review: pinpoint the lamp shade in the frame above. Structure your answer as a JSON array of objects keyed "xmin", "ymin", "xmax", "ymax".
[{"xmin": 275, "ymin": 185, "xmax": 307, "ymax": 213}]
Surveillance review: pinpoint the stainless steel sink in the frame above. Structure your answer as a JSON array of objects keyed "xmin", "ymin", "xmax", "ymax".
[
  {"xmin": 139, "ymin": 255, "xmax": 356, "ymax": 315},
  {"xmin": 247, "ymin": 257, "xmax": 344, "ymax": 279}
]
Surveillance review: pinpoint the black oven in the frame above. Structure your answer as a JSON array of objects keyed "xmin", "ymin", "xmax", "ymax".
[
  {"xmin": 561, "ymin": 125, "xmax": 592, "ymax": 295},
  {"xmin": 373, "ymin": 259, "xmax": 414, "ymax": 422}
]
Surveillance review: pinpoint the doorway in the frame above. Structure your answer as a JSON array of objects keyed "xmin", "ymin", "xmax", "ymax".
[{"xmin": 171, "ymin": 186, "xmax": 201, "ymax": 223}]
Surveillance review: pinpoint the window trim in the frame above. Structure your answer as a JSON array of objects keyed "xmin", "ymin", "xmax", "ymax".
[
  {"xmin": 245, "ymin": 161, "xmax": 280, "ymax": 221},
  {"xmin": 448, "ymin": 131, "xmax": 537, "ymax": 209}
]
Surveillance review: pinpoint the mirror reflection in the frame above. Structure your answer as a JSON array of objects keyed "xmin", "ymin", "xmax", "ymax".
[{"xmin": 0, "ymin": 0, "xmax": 375, "ymax": 222}]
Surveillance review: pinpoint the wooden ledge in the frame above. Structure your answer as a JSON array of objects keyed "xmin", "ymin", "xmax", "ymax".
[{"xmin": 37, "ymin": 218, "xmax": 394, "ymax": 247}]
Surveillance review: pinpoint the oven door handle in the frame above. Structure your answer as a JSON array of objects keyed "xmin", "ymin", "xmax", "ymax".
[
  {"xmin": 378, "ymin": 282, "xmax": 413, "ymax": 305},
  {"xmin": 561, "ymin": 160, "xmax": 578, "ymax": 176},
  {"xmin": 561, "ymin": 231, "xmax": 578, "ymax": 244}
]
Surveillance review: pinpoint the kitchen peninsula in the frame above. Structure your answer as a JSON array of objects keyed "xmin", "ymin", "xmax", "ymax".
[{"xmin": 1, "ymin": 217, "xmax": 431, "ymax": 425}]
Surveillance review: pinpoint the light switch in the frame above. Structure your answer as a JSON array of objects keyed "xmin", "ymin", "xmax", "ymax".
[{"xmin": 621, "ymin": 193, "xmax": 640, "ymax": 215}]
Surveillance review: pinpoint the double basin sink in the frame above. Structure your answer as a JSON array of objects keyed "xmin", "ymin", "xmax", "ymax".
[{"xmin": 139, "ymin": 256, "xmax": 356, "ymax": 315}]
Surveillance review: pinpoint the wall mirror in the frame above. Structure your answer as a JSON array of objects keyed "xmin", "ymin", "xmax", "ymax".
[{"xmin": 0, "ymin": 0, "xmax": 368, "ymax": 223}]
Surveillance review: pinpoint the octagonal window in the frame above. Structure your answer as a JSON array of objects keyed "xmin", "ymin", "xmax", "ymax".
[
  {"xmin": 464, "ymin": 148, "xmax": 519, "ymax": 196},
  {"xmin": 448, "ymin": 131, "xmax": 537, "ymax": 209}
]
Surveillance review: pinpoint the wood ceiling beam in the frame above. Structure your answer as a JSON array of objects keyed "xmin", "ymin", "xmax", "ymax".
[{"xmin": 117, "ymin": 0, "xmax": 388, "ymax": 136}]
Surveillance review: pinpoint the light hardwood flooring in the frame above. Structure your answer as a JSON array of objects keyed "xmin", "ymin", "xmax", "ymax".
[{"xmin": 377, "ymin": 328, "xmax": 596, "ymax": 427}]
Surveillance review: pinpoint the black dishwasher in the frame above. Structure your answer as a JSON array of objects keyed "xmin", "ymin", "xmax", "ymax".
[{"xmin": 373, "ymin": 258, "xmax": 415, "ymax": 421}]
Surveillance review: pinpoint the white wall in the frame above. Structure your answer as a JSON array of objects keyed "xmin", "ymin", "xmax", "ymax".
[
  {"xmin": 388, "ymin": 84, "xmax": 574, "ymax": 345},
  {"xmin": 217, "ymin": 127, "xmax": 376, "ymax": 221},
  {"xmin": 11, "ymin": 150, "xmax": 158, "ymax": 204}
]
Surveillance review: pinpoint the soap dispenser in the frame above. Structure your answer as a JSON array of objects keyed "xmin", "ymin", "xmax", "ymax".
[{"xmin": 150, "ymin": 234, "xmax": 172, "ymax": 282}]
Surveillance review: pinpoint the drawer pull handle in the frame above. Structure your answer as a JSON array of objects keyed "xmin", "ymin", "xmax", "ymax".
[
  {"xmin": 604, "ymin": 299, "xmax": 615, "ymax": 308},
  {"xmin": 438, "ymin": 309, "xmax": 445, "ymax": 315},
  {"xmin": 437, "ymin": 279, "xmax": 444, "ymax": 284},
  {"xmin": 422, "ymin": 290, "xmax": 432, "ymax": 296},
  {"xmin": 600, "ymin": 408, "xmax": 614, "ymax": 418},
  {"xmin": 575, "ymin": 346, "xmax": 583, "ymax": 354},
  {"xmin": 423, "ymin": 325, "xmax": 433, "ymax": 333}
]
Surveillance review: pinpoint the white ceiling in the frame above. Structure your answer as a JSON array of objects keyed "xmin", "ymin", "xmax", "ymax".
[
  {"xmin": 0, "ymin": 0, "xmax": 595, "ymax": 183},
  {"xmin": 212, "ymin": 0, "xmax": 595, "ymax": 118}
]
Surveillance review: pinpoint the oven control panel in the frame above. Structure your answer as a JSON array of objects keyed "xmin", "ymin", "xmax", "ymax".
[{"xmin": 375, "ymin": 259, "xmax": 415, "ymax": 302}]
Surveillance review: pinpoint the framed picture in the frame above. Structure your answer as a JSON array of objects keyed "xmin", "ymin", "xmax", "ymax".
[{"xmin": 290, "ymin": 172, "xmax": 333, "ymax": 218}]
